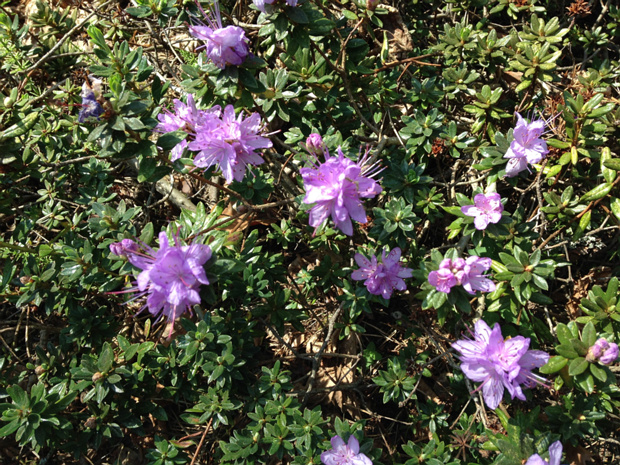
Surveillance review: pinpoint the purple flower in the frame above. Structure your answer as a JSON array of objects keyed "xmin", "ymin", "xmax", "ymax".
[
  {"xmin": 301, "ymin": 146, "xmax": 382, "ymax": 236},
  {"xmin": 109, "ymin": 232, "xmax": 211, "ymax": 330},
  {"xmin": 156, "ymin": 94, "xmax": 205, "ymax": 134},
  {"xmin": 428, "ymin": 268, "xmax": 457, "ymax": 293},
  {"xmin": 189, "ymin": 105, "xmax": 272, "ymax": 183},
  {"xmin": 587, "ymin": 338, "xmax": 619, "ymax": 365},
  {"xmin": 78, "ymin": 78, "xmax": 104, "ymax": 123},
  {"xmin": 189, "ymin": 1, "xmax": 249, "ymax": 68},
  {"xmin": 156, "ymin": 95, "xmax": 222, "ymax": 161},
  {"xmin": 461, "ymin": 193, "xmax": 503, "ymax": 230},
  {"xmin": 599, "ymin": 343, "xmax": 619, "ymax": 365},
  {"xmin": 428, "ymin": 258, "xmax": 463, "ymax": 294},
  {"xmin": 428, "ymin": 256, "xmax": 495, "ymax": 295},
  {"xmin": 253, "ymin": 0, "xmax": 297, "ymax": 13},
  {"xmin": 321, "ymin": 435, "xmax": 372, "ymax": 465},
  {"xmin": 253, "ymin": 0, "xmax": 275, "ymax": 13},
  {"xmin": 170, "ymin": 139, "xmax": 189, "ymax": 162},
  {"xmin": 351, "ymin": 248, "xmax": 413, "ymax": 299},
  {"xmin": 306, "ymin": 133, "xmax": 325, "ymax": 156},
  {"xmin": 155, "ymin": 95, "xmax": 271, "ymax": 181},
  {"xmin": 452, "ymin": 320, "xmax": 549, "ymax": 410},
  {"xmin": 460, "ymin": 256, "xmax": 496, "ymax": 295},
  {"xmin": 504, "ymin": 113, "xmax": 549, "ymax": 177},
  {"xmin": 525, "ymin": 440, "xmax": 563, "ymax": 465}
]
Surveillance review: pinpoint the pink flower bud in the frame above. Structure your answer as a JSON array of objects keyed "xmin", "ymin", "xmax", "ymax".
[
  {"xmin": 600, "ymin": 341, "xmax": 619, "ymax": 365},
  {"xmin": 109, "ymin": 239, "xmax": 138, "ymax": 257},
  {"xmin": 587, "ymin": 338, "xmax": 619, "ymax": 365},
  {"xmin": 305, "ymin": 133, "xmax": 324, "ymax": 156}
]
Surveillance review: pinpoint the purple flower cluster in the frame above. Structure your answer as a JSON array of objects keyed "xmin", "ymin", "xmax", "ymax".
[
  {"xmin": 189, "ymin": 1, "xmax": 249, "ymax": 68},
  {"xmin": 253, "ymin": 0, "xmax": 298, "ymax": 14},
  {"xmin": 190, "ymin": 105, "xmax": 271, "ymax": 183},
  {"xmin": 452, "ymin": 320, "xmax": 549, "ymax": 410},
  {"xmin": 586, "ymin": 338, "xmax": 619, "ymax": 365},
  {"xmin": 109, "ymin": 233, "xmax": 211, "ymax": 330},
  {"xmin": 504, "ymin": 113, "xmax": 549, "ymax": 177},
  {"xmin": 321, "ymin": 435, "xmax": 372, "ymax": 465},
  {"xmin": 351, "ymin": 247, "xmax": 413, "ymax": 300},
  {"xmin": 78, "ymin": 77, "xmax": 104, "ymax": 123},
  {"xmin": 461, "ymin": 193, "xmax": 503, "ymax": 230},
  {"xmin": 525, "ymin": 441, "xmax": 563, "ymax": 465},
  {"xmin": 301, "ymin": 145, "xmax": 382, "ymax": 236},
  {"xmin": 156, "ymin": 97, "xmax": 272, "ymax": 183},
  {"xmin": 428, "ymin": 256, "xmax": 495, "ymax": 295}
]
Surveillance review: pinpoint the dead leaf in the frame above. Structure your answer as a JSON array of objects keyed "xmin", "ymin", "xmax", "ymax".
[{"xmin": 565, "ymin": 443, "xmax": 594, "ymax": 465}]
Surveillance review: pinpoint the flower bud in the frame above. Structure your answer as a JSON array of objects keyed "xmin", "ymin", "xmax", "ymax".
[
  {"xmin": 34, "ymin": 365, "xmax": 46, "ymax": 376},
  {"xmin": 84, "ymin": 416, "xmax": 97, "ymax": 429},
  {"xmin": 586, "ymin": 339, "xmax": 606, "ymax": 362},
  {"xmin": 109, "ymin": 239, "xmax": 138, "ymax": 257},
  {"xmin": 92, "ymin": 372, "xmax": 105, "ymax": 383},
  {"xmin": 305, "ymin": 133, "xmax": 324, "ymax": 156},
  {"xmin": 587, "ymin": 337, "xmax": 619, "ymax": 365},
  {"xmin": 599, "ymin": 341, "xmax": 619, "ymax": 365},
  {"xmin": 366, "ymin": 0, "xmax": 379, "ymax": 10},
  {"xmin": 109, "ymin": 242, "xmax": 123, "ymax": 256}
]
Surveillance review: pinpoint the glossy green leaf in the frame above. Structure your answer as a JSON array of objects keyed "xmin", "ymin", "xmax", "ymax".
[{"xmin": 568, "ymin": 357, "xmax": 588, "ymax": 376}]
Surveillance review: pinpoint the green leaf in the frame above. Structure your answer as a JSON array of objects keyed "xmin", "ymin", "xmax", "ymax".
[
  {"xmin": 540, "ymin": 355, "xmax": 568, "ymax": 374},
  {"xmin": 568, "ymin": 357, "xmax": 588, "ymax": 376},
  {"xmin": 515, "ymin": 79, "xmax": 533, "ymax": 92},
  {"xmin": 610, "ymin": 197, "xmax": 620, "ymax": 222},
  {"xmin": 126, "ymin": 6, "xmax": 152, "ymax": 18},
  {"xmin": 588, "ymin": 104, "xmax": 615, "ymax": 118},
  {"xmin": 580, "ymin": 183, "xmax": 612, "ymax": 202},
  {"xmin": 556, "ymin": 343, "xmax": 578, "ymax": 358},
  {"xmin": 582, "ymin": 321, "xmax": 597, "ymax": 347},
  {"xmin": 498, "ymin": 252, "xmax": 519, "ymax": 266},
  {"xmin": 578, "ymin": 373, "xmax": 595, "ymax": 393},
  {"xmin": 307, "ymin": 17, "xmax": 335, "ymax": 36},
  {"xmin": 531, "ymin": 273, "xmax": 548, "ymax": 290},
  {"xmin": 0, "ymin": 420, "xmax": 20, "ymax": 437},
  {"xmin": 603, "ymin": 158, "xmax": 620, "ymax": 171},
  {"xmin": 7, "ymin": 385, "xmax": 27, "ymax": 409},
  {"xmin": 589, "ymin": 363, "xmax": 607, "ymax": 383},
  {"xmin": 286, "ymin": 6, "xmax": 309, "ymax": 23},
  {"xmin": 601, "ymin": 147, "xmax": 616, "ymax": 183},
  {"xmin": 572, "ymin": 339, "xmax": 589, "ymax": 356},
  {"xmin": 238, "ymin": 68, "xmax": 262, "ymax": 92},
  {"xmin": 157, "ymin": 131, "xmax": 188, "ymax": 151},
  {"xmin": 430, "ymin": 290, "xmax": 447, "ymax": 309},
  {"xmin": 124, "ymin": 117, "xmax": 147, "ymax": 130},
  {"xmin": 98, "ymin": 342, "xmax": 114, "ymax": 373},
  {"xmin": 107, "ymin": 374, "xmax": 122, "ymax": 384},
  {"xmin": 573, "ymin": 210, "xmax": 590, "ymax": 241},
  {"xmin": 87, "ymin": 26, "xmax": 110, "ymax": 53},
  {"xmin": 60, "ymin": 262, "xmax": 82, "ymax": 282}
]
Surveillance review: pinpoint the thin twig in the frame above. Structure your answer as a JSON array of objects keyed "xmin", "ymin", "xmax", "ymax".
[
  {"xmin": 302, "ymin": 303, "xmax": 344, "ymax": 405},
  {"xmin": 368, "ymin": 53, "xmax": 442, "ymax": 74},
  {"xmin": 0, "ymin": 333, "xmax": 20, "ymax": 360},
  {"xmin": 28, "ymin": 78, "xmax": 69, "ymax": 107},
  {"xmin": 190, "ymin": 417, "xmax": 213, "ymax": 465},
  {"xmin": 39, "ymin": 154, "xmax": 98, "ymax": 168}
]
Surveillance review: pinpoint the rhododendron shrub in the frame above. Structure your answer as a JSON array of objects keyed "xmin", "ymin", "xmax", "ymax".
[{"xmin": 1, "ymin": 0, "xmax": 618, "ymax": 463}]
